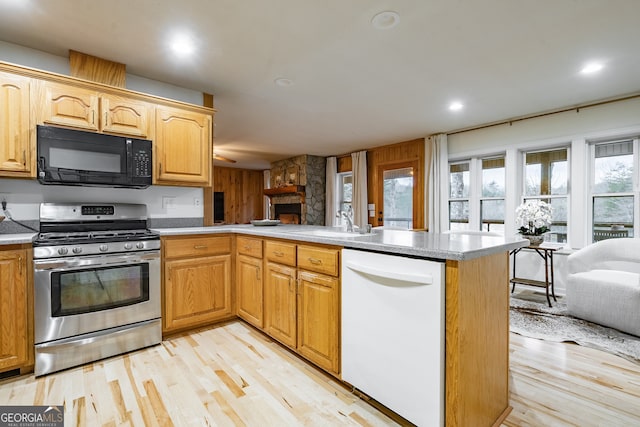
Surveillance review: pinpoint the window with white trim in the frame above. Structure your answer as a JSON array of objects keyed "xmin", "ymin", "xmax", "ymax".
[
  {"xmin": 590, "ymin": 138, "xmax": 637, "ymax": 242},
  {"xmin": 448, "ymin": 162, "xmax": 470, "ymax": 231},
  {"xmin": 523, "ymin": 148, "xmax": 569, "ymax": 243},
  {"xmin": 480, "ymin": 157, "xmax": 505, "ymax": 233},
  {"xmin": 337, "ymin": 172, "xmax": 352, "ymax": 226}
]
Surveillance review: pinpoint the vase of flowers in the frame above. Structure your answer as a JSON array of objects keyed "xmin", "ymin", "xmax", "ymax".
[{"xmin": 515, "ymin": 200, "xmax": 553, "ymax": 246}]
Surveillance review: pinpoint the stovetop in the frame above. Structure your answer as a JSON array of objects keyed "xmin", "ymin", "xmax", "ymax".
[{"xmin": 34, "ymin": 229, "xmax": 159, "ymax": 247}]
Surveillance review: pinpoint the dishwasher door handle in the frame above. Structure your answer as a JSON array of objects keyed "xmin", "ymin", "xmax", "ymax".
[{"xmin": 345, "ymin": 260, "xmax": 433, "ymax": 285}]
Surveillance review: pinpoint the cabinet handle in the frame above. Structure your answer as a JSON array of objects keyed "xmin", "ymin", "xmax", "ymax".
[
  {"xmin": 255, "ymin": 265, "xmax": 260, "ymax": 281},
  {"xmin": 104, "ymin": 111, "xmax": 108, "ymax": 125},
  {"xmin": 22, "ymin": 150, "xmax": 26, "ymax": 166},
  {"xmin": 18, "ymin": 256, "xmax": 22, "ymax": 275},
  {"xmin": 308, "ymin": 257, "xmax": 322, "ymax": 265},
  {"xmin": 159, "ymin": 163, "xmax": 163, "ymax": 175},
  {"xmin": 274, "ymin": 251, "xmax": 284, "ymax": 257},
  {"xmin": 194, "ymin": 245, "xmax": 208, "ymax": 249},
  {"xmin": 92, "ymin": 110, "xmax": 95, "ymax": 125}
]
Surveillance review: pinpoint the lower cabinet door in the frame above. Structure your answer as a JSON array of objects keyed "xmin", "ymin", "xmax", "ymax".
[
  {"xmin": 264, "ymin": 262, "xmax": 297, "ymax": 348},
  {"xmin": 164, "ymin": 254, "xmax": 231, "ymax": 332},
  {"xmin": 297, "ymin": 270, "xmax": 340, "ymax": 374},
  {"xmin": 237, "ymin": 254, "xmax": 264, "ymax": 328},
  {"xmin": 0, "ymin": 249, "xmax": 29, "ymax": 372}
]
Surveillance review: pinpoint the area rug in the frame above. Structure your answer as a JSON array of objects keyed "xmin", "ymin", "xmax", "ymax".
[{"xmin": 509, "ymin": 292, "xmax": 640, "ymax": 365}]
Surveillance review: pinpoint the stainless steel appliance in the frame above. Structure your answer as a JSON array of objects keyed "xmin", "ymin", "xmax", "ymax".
[
  {"xmin": 33, "ymin": 203, "xmax": 161, "ymax": 376},
  {"xmin": 37, "ymin": 125, "xmax": 152, "ymax": 188}
]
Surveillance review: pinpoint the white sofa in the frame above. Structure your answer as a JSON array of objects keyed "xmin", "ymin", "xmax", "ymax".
[{"xmin": 566, "ymin": 238, "xmax": 640, "ymax": 337}]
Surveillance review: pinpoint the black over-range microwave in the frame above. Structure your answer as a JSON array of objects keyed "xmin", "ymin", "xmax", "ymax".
[{"xmin": 37, "ymin": 125, "xmax": 152, "ymax": 188}]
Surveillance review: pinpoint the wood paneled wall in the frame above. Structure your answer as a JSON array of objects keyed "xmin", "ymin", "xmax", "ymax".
[
  {"xmin": 366, "ymin": 138, "xmax": 425, "ymax": 229},
  {"xmin": 204, "ymin": 167, "xmax": 264, "ymax": 225}
]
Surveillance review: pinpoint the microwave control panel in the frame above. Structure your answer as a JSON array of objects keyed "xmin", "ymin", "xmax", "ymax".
[{"xmin": 132, "ymin": 149, "xmax": 151, "ymax": 177}]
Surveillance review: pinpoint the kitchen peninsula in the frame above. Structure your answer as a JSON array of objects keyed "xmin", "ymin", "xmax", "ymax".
[
  {"xmin": 155, "ymin": 225, "xmax": 526, "ymax": 426},
  {"xmin": 0, "ymin": 226, "xmax": 526, "ymax": 426}
]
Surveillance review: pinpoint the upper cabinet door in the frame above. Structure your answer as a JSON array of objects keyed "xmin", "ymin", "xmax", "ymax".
[
  {"xmin": 0, "ymin": 72, "xmax": 32, "ymax": 176},
  {"xmin": 101, "ymin": 94, "xmax": 150, "ymax": 138},
  {"xmin": 155, "ymin": 106, "xmax": 212, "ymax": 186},
  {"xmin": 41, "ymin": 82, "xmax": 99, "ymax": 131}
]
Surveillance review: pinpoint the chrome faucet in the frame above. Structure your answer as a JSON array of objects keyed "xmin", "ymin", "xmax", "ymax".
[{"xmin": 339, "ymin": 205, "xmax": 355, "ymax": 232}]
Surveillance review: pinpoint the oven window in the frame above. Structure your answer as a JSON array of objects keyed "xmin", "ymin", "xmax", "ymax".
[{"xmin": 51, "ymin": 264, "xmax": 149, "ymax": 317}]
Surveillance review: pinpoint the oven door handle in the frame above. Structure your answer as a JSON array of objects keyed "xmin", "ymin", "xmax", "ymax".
[{"xmin": 34, "ymin": 251, "xmax": 160, "ymax": 271}]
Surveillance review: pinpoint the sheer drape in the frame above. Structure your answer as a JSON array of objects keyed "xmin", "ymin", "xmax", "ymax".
[
  {"xmin": 351, "ymin": 150, "xmax": 368, "ymax": 229},
  {"xmin": 325, "ymin": 157, "xmax": 337, "ymax": 226},
  {"xmin": 427, "ymin": 134, "xmax": 448, "ymax": 233}
]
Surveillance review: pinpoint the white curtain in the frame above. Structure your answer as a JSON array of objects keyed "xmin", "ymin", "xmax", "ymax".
[
  {"xmin": 351, "ymin": 150, "xmax": 368, "ymax": 229},
  {"xmin": 325, "ymin": 157, "xmax": 337, "ymax": 226},
  {"xmin": 427, "ymin": 134, "xmax": 448, "ymax": 233},
  {"xmin": 263, "ymin": 169, "xmax": 271, "ymax": 219}
]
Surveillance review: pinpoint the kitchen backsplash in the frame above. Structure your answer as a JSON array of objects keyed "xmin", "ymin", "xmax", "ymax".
[{"xmin": 0, "ymin": 178, "xmax": 204, "ymax": 233}]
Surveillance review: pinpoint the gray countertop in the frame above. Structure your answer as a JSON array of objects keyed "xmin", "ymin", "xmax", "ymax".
[
  {"xmin": 0, "ymin": 233, "xmax": 37, "ymax": 245},
  {"xmin": 152, "ymin": 225, "xmax": 527, "ymax": 261},
  {"xmin": 0, "ymin": 225, "xmax": 527, "ymax": 260}
]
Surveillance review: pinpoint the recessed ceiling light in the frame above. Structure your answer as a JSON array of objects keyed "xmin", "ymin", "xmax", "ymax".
[
  {"xmin": 274, "ymin": 77, "xmax": 294, "ymax": 87},
  {"xmin": 449, "ymin": 102, "xmax": 464, "ymax": 112},
  {"xmin": 169, "ymin": 34, "xmax": 195, "ymax": 57},
  {"xmin": 581, "ymin": 62, "xmax": 604, "ymax": 75},
  {"xmin": 371, "ymin": 11, "xmax": 400, "ymax": 30}
]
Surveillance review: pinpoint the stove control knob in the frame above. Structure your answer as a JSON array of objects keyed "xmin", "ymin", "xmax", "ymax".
[
  {"xmin": 124, "ymin": 243, "xmax": 133, "ymax": 250},
  {"xmin": 99, "ymin": 244, "xmax": 109, "ymax": 252},
  {"xmin": 72, "ymin": 247, "xmax": 82, "ymax": 254},
  {"xmin": 58, "ymin": 247, "xmax": 68, "ymax": 255},
  {"xmin": 136, "ymin": 242, "xmax": 145, "ymax": 249}
]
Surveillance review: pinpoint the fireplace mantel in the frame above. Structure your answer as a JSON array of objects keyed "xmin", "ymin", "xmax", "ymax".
[{"xmin": 264, "ymin": 185, "xmax": 305, "ymax": 203}]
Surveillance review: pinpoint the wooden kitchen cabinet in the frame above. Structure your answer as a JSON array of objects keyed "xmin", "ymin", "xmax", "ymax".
[
  {"xmin": 40, "ymin": 81, "xmax": 151, "ymax": 137},
  {"xmin": 297, "ymin": 269, "xmax": 340, "ymax": 374},
  {"xmin": 0, "ymin": 247, "xmax": 31, "ymax": 373},
  {"xmin": 236, "ymin": 236, "xmax": 264, "ymax": 328},
  {"xmin": 262, "ymin": 239, "xmax": 341, "ymax": 375},
  {"xmin": 265, "ymin": 260, "xmax": 297, "ymax": 348},
  {"xmin": 162, "ymin": 235, "xmax": 233, "ymax": 334},
  {"xmin": 296, "ymin": 245, "xmax": 340, "ymax": 374},
  {"xmin": 40, "ymin": 82, "xmax": 100, "ymax": 131},
  {"xmin": 0, "ymin": 72, "xmax": 33, "ymax": 177},
  {"xmin": 155, "ymin": 106, "xmax": 212, "ymax": 187}
]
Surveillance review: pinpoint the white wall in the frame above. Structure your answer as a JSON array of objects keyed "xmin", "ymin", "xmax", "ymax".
[
  {"xmin": 0, "ymin": 179, "xmax": 203, "ymax": 220},
  {"xmin": 0, "ymin": 41, "xmax": 206, "ymax": 220},
  {"xmin": 448, "ymin": 97, "xmax": 640, "ymax": 157}
]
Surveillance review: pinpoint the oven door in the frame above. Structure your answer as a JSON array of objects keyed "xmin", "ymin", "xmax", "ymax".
[{"xmin": 34, "ymin": 250, "xmax": 160, "ymax": 344}]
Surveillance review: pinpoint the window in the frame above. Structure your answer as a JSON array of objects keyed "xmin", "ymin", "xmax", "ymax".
[
  {"xmin": 523, "ymin": 148, "xmax": 569, "ymax": 243},
  {"xmin": 382, "ymin": 166, "xmax": 414, "ymax": 229},
  {"xmin": 590, "ymin": 139, "xmax": 636, "ymax": 242},
  {"xmin": 449, "ymin": 162, "xmax": 470, "ymax": 231},
  {"xmin": 480, "ymin": 157, "xmax": 505, "ymax": 233},
  {"xmin": 337, "ymin": 172, "xmax": 352, "ymax": 225}
]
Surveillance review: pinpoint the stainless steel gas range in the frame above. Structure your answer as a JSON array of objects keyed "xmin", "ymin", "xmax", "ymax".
[{"xmin": 32, "ymin": 203, "xmax": 161, "ymax": 376}]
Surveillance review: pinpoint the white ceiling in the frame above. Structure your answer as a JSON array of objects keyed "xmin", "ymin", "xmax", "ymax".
[{"xmin": 1, "ymin": 0, "xmax": 639, "ymax": 169}]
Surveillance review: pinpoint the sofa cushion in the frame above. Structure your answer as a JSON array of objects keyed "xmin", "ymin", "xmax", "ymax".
[{"xmin": 566, "ymin": 269, "xmax": 640, "ymax": 337}]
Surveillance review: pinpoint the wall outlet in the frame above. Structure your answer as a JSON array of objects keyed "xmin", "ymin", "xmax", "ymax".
[
  {"xmin": 194, "ymin": 198, "xmax": 201, "ymax": 207},
  {"xmin": 162, "ymin": 196, "xmax": 176, "ymax": 209}
]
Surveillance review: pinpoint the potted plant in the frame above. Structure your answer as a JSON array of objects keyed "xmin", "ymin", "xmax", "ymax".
[{"xmin": 515, "ymin": 200, "xmax": 553, "ymax": 245}]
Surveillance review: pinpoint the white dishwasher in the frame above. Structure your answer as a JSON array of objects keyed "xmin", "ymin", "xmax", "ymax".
[{"xmin": 341, "ymin": 248, "xmax": 444, "ymax": 427}]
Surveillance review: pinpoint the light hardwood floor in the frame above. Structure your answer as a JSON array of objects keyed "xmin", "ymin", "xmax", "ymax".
[{"xmin": 1, "ymin": 321, "xmax": 639, "ymax": 426}]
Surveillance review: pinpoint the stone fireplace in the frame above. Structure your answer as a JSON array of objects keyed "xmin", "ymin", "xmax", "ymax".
[{"xmin": 266, "ymin": 155, "xmax": 326, "ymax": 225}]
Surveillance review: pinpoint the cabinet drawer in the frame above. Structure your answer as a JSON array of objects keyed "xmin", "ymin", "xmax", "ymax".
[
  {"xmin": 164, "ymin": 236, "xmax": 232, "ymax": 259},
  {"xmin": 237, "ymin": 236, "xmax": 263, "ymax": 258},
  {"xmin": 297, "ymin": 245, "xmax": 339, "ymax": 276},
  {"xmin": 265, "ymin": 240, "xmax": 296, "ymax": 266}
]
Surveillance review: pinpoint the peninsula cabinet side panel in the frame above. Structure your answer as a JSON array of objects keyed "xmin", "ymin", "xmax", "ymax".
[{"xmin": 445, "ymin": 252, "xmax": 510, "ymax": 427}]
